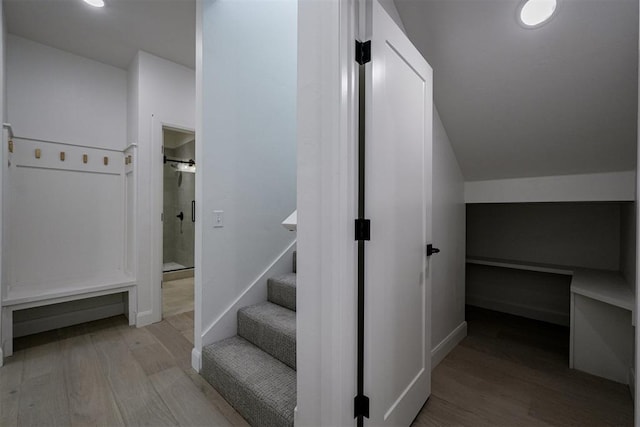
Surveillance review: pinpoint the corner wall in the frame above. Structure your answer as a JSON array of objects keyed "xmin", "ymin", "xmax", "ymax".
[
  {"xmin": 197, "ymin": 0, "xmax": 297, "ymax": 355},
  {"xmin": 128, "ymin": 51, "xmax": 195, "ymax": 326}
]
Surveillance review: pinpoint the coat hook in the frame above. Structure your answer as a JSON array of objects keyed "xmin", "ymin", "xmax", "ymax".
[
  {"xmin": 35, "ymin": 148, "xmax": 41, "ymax": 159},
  {"xmin": 83, "ymin": 154, "xmax": 88, "ymax": 164},
  {"xmin": 104, "ymin": 156, "xmax": 109, "ymax": 166},
  {"xmin": 60, "ymin": 152, "xmax": 65, "ymax": 161},
  {"xmin": 8, "ymin": 140, "xmax": 13, "ymax": 153}
]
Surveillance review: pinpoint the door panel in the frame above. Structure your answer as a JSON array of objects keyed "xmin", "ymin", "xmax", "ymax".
[{"xmin": 364, "ymin": 1, "xmax": 433, "ymax": 425}]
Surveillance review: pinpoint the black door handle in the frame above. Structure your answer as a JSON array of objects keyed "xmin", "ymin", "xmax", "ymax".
[
  {"xmin": 176, "ymin": 212, "xmax": 184, "ymax": 221},
  {"xmin": 427, "ymin": 244, "xmax": 440, "ymax": 257}
]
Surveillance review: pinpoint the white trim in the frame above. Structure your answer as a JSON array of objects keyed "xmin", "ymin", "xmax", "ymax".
[
  {"xmin": 136, "ymin": 309, "xmax": 155, "ymax": 327},
  {"xmin": 191, "ymin": 347, "xmax": 202, "ymax": 372},
  {"xmin": 151, "ymin": 117, "xmax": 196, "ymax": 328},
  {"xmin": 431, "ymin": 321, "xmax": 467, "ymax": 369},
  {"xmin": 296, "ymin": 0, "xmax": 358, "ymax": 424},
  {"xmin": 200, "ymin": 241, "xmax": 296, "ymax": 345}
]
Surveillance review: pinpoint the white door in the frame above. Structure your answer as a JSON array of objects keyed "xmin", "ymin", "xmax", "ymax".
[{"xmin": 364, "ymin": 1, "xmax": 433, "ymax": 425}]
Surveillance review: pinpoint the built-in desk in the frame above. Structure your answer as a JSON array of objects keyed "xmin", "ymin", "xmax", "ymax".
[{"xmin": 466, "ymin": 257, "xmax": 635, "ymax": 384}]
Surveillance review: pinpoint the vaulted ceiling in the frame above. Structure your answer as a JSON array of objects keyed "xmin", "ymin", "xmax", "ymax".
[
  {"xmin": 4, "ymin": 0, "xmax": 637, "ymax": 182},
  {"xmin": 395, "ymin": 0, "xmax": 638, "ymax": 181}
]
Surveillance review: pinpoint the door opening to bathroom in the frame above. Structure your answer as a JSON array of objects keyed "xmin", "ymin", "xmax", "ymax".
[{"xmin": 162, "ymin": 127, "xmax": 196, "ymax": 319}]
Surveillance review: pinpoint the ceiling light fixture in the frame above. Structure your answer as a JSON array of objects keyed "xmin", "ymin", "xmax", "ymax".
[
  {"xmin": 83, "ymin": 0, "xmax": 105, "ymax": 8},
  {"xmin": 518, "ymin": 0, "xmax": 557, "ymax": 28}
]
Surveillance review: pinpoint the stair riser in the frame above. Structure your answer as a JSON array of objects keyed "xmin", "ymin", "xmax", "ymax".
[
  {"xmin": 238, "ymin": 312, "xmax": 296, "ymax": 370},
  {"xmin": 202, "ymin": 359, "xmax": 293, "ymax": 427},
  {"xmin": 268, "ymin": 279, "xmax": 296, "ymax": 311}
]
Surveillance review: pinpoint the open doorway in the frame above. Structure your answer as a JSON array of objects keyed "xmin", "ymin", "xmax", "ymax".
[{"xmin": 162, "ymin": 127, "xmax": 196, "ymax": 318}]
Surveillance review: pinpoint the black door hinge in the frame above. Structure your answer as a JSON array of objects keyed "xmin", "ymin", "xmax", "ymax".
[
  {"xmin": 355, "ymin": 219, "xmax": 371, "ymax": 241},
  {"xmin": 354, "ymin": 394, "xmax": 370, "ymax": 419},
  {"xmin": 356, "ymin": 40, "xmax": 371, "ymax": 65},
  {"xmin": 427, "ymin": 244, "xmax": 441, "ymax": 257}
]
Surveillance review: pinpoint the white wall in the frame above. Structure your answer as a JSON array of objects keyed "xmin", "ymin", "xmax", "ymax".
[
  {"xmin": 3, "ymin": 35, "xmax": 129, "ymax": 338},
  {"xmin": 198, "ymin": 0, "xmax": 297, "ymax": 351},
  {"xmin": 128, "ymin": 51, "xmax": 195, "ymax": 326},
  {"xmin": 465, "ymin": 171, "xmax": 636, "ymax": 204},
  {"xmin": 6, "ymin": 35, "xmax": 126, "ymax": 149},
  {"xmin": 431, "ymin": 109, "xmax": 466, "ymax": 366}
]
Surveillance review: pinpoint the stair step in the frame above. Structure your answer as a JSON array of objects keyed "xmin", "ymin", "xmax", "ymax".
[
  {"xmin": 202, "ymin": 336, "xmax": 296, "ymax": 427},
  {"xmin": 268, "ymin": 273, "xmax": 296, "ymax": 311},
  {"xmin": 238, "ymin": 302, "xmax": 296, "ymax": 370}
]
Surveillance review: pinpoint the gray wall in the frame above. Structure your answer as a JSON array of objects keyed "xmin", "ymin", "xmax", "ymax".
[
  {"xmin": 432, "ymin": 109, "xmax": 466, "ymax": 351},
  {"xmin": 466, "ymin": 202, "xmax": 632, "ymax": 325},
  {"xmin": 163, "ymin": 140, "xmax": 195, "ymax": 269}
]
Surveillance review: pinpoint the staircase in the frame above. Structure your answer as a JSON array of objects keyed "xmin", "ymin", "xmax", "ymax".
[{"xmin": 202, "ymin": 255, "xmax": 297, "ymax": 427}]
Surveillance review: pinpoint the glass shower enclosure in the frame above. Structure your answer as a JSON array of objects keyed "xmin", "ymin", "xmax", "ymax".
[{"xmin": 163, "ymin": 129, "xmax": 195, "ymax": 273}]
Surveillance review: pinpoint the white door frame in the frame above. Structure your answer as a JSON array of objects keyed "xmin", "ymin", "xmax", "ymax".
[
  {"xmin": 296, "ymin": 0, "xmax": 359, "ymax": 425},
  {"xmin": 151, "ymin": 116, "xmax": 196, "ymax": 323}
]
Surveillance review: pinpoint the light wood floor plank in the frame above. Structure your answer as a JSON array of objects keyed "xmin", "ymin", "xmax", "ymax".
[
  {"xmin": 184, "ymin": 369, "xmax": 251, "ymax": 427},
  {"xmin": 150, "ymin": 366, "xmax": 232, "ymax": 427},
  {"xmin": 90, "ymin": 328, "xmax": 178, "ymax": 426},
  {"xmin": 0, "ymin": 351, "xmax": 25, "ymax": 427},
  {"xmin": 61, "ymin": 334, "xmax": 124, "ymax": 427},
  {"xmin": 18, "ymin": 371, "xmax": 71, "ymax": 427},
  {"xmin": 131, "ymin": 342, "xmax": 177, "ymax": 376},
  {"xmin": 146, "ymin": 320, "xmax": 193, "ymax": 370}
]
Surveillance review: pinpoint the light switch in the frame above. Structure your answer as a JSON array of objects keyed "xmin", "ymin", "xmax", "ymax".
[{"xmin": 213, "ymin": 210, "xmax": 224, "ymax": 228}]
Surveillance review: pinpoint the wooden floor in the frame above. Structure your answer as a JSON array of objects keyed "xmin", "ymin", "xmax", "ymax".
[
  {"xmin": 1, "ymin": 305, "xmax": 633, "ymax": 426},
  {"xmin": 163, "ymin": 277, "xmax": 194, "ymax": 318},
  {"xmin": 0, "ymin": 312, "xmax": 248, "ymax": 427},
  {"xmin": 413, "ymin": 306, "xmax": 634, "ymax": 426}
]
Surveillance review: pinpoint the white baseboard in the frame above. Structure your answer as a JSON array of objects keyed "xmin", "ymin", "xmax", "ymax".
[
  {"xmin": 431, "ymin": 321, "xmax": 467, "ymax": 369},
  {"xmin": 629, "ymin": 367, "xmax": 635, "ymax": 398},
  {"xmin": 467, "ymin": 295, "xmax": 569, "ymax": 326},
  {"xmin": 200, "ymin": 241, "xmax": 296, "ymax": 347},
  {"xmin": 13, "ymin": 302, "xmax": 125, "ymax": 338},
  {"xmin": 136, "ymin": 309, "xmax": 156, "ymax": 327},
  {"xmin": 192, "ymin": 347, "xmax": 202, "ymax": 372}
]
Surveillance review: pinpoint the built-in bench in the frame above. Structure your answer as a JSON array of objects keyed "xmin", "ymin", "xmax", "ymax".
[{"xmin": 2, "ymin": 275, "xmax": 136, "ymax": 357}]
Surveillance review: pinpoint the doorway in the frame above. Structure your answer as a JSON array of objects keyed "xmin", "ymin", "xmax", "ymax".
[{"xmin": 162, "ymin": 127, "xmax": 196, "ymax": 318}]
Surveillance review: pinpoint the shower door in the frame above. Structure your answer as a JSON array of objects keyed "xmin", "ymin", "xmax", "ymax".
[{"xmin": 163, "ymin": 134, "xmax": 196, "ymax": 272}]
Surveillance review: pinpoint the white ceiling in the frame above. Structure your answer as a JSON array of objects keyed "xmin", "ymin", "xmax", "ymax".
[
  {"xmin": 395, "ymin": 0, "xmax": 638, "ymax": 181},
  {"xmin": 4, "ymin": 0, "xmax": 196, "ymax": 70}
]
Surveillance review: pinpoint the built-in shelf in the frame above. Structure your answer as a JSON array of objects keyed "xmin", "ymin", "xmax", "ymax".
[
  {"xmin": 466, "ymin": 256, "xmax": 574, "ymax": 276},
  {"xmin": 466, "ymin": 257, "xmax": 634, "ymax": 312}
]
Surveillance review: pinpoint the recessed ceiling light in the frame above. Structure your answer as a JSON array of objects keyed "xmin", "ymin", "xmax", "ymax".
[
  {"xmin": 83, "ymin": 0, "xmax": 105, "ymax": 7},
  {"xmin": 519, "ymin": 0, "xmax": 557, "ymax": 28}
]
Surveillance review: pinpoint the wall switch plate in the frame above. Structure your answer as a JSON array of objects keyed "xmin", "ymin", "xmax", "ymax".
[{"xmin": 213, "ymin": 210, "xmax": 224, "ymax": 228}]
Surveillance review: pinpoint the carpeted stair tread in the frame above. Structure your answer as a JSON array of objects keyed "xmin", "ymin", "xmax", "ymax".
[
  {"xmin": 202, "ymin": 336, "xmax": 296, "ymax": 427},
  {"xmin": 268, "ymin": 273, "xmax": 296, "ymax": 311},
  {"xmin": 238, "ymin": 302, "xmax": 296, "ymax": 369}
]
